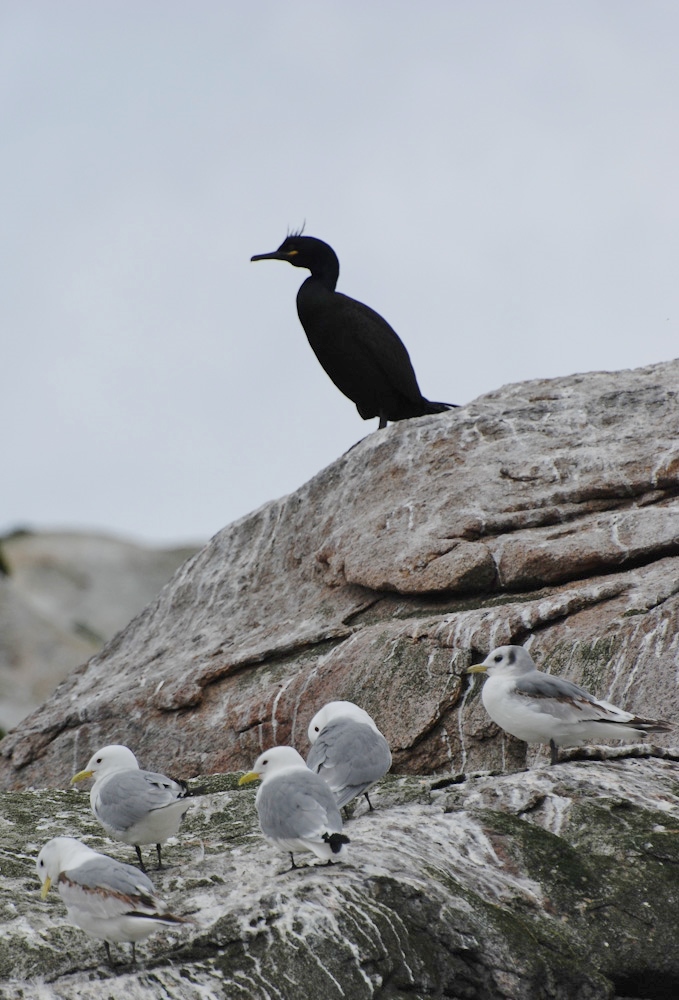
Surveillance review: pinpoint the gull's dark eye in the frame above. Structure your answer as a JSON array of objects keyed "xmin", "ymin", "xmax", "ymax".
[
  {"xmin": 39, "ymin": 859, "xmax": 44, "ymax": 868},
  {"xmin": 262, "ymin": 759, "xmax": 268, "ymax": 766},
  {"xmin": 314, "ymin": 726, "xmax": 320, "ymax": 733},
  {"xmin": 494, "ymin": 654, "xmax": 503, "ymax": 663},
  {"xmin": 96, "ymin": 757, "xmax": 102, "ymax": 763}
]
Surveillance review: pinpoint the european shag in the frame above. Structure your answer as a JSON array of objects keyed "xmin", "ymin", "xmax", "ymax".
[{"xmin": 251, "ymin": 235, "xmax": 455, "ymax": 428}]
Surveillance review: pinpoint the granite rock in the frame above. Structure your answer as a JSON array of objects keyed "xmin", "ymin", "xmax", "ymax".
[{"xmin": 1, "ymin": 361, "xmax": 678, "ymax": 788}]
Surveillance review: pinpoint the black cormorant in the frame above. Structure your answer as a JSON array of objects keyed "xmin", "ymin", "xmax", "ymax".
[{"xmin": 251, "ymin": 234, "xmax": 455, "ymax": 429}]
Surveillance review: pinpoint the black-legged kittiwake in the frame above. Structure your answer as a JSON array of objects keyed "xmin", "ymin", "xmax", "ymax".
[
  {"xmin": 467, "ymin": 644, "xmax": 671, "ymax": 764},
  {"xmin": 238, "ymin": 745, "xmax": 350, "ymax": 870},
  {"xmin": 71, "ymin": 744, "xmax": 194, "ymax": 870},
  {"xmin": 306, "ymin": 700, "xmax": 392, "ymax": 810},
  {"xmin": 36, "ymin": 836, "xmax": 187, "ymax": 965}
]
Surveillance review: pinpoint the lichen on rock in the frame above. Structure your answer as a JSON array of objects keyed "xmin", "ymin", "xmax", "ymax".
[{"xmin": 4, "ymin": 759, "xmax": 679, "ymax": 998}]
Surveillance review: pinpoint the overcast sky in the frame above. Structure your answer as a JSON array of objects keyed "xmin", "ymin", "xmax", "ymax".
[{"xmin": 3, "ymin": 2, "xmax": 678, "ymax": 545}]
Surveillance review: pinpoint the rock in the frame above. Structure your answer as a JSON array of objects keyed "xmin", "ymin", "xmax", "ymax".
[
  {"xmin": 0, "ymin": 531, "xmax": 200, "ymax": 732},
  {"xmin": 0, "ymin": 572, "xmax": 96, "ymax": 734},
  {"xmin": 0, "ymin": 362, "xmax": 678, "ymax": 787},
  {"xmin": 3, "ymin": 754, "xmax": 679, "ymax": 998},
  {"xmin": 3, "ymin": 360, "xmax": 679, "ymax": 997}
]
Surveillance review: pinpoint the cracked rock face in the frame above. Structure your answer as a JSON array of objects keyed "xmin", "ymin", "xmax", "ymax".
[
  {"xmin": 3, "ymin": 757, "xmax": 679, "ymax": 998},
  {"xmin": 3, "ymin": 360, "xmax": 679, "ymax": 999},
  {"xmin": 0, "ymin": 361, "xmax": 678, "ymax": 788}
]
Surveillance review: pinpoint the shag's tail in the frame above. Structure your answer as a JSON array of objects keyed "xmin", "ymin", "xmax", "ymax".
[{"xmin": 424, "ymin": 399, "xmax": 458, "ymax": 413}]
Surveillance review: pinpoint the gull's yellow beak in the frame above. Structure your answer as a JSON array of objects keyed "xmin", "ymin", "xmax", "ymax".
[
  {"xmin": 238, "ymin": 771, "xmax": 260, "ymax": 786},
  {"xmin": 71, "ymin": 769, "xmax": 94, "ymax": 784},
  {"xmin": 466, "ymin": 663, "xmax": 489, "ymax": 674},
  {"xmin": 41, "ymin": 875, "xmax": 52, "ymax": 899}
]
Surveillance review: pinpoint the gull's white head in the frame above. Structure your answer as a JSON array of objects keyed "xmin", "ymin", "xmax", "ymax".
[
  {"xmin": 36, "ymin": 836, "xmax": 96, "ymax": 898},
  {"xmin": 307, "ymin": 701, "xmax": 378, "ymax": 744},
  {"xmin": 238, "ymin": 746, "xmax": 307, "ymax": 786},
  {"xmin": 71, "ymin": 744, "xmax": 140, "ymax": 785},
  {"xmin": 467, "ymin": 645, "xmax": 537, "ymax": 678}
]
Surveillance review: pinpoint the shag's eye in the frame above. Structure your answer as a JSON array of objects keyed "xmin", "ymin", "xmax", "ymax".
[{"xmin": 287, "ymin": 250, "xmax": 298, "ymax": 256}]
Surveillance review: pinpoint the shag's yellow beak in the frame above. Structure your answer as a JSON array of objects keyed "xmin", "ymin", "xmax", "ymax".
[
  {"xmin": 238, "ymin": 771, "xmax": 260, "ymax": 786},
  {"xmin": 71, "ymin": 768, "xmax": 94, "ymax": 784},
  {"xmin": 41, "ymin": 876, "xmax": 52, "ymax": 899},
  {"xmin": 466, "ymin": 663, "xmax": 489, "ymax": 674}
]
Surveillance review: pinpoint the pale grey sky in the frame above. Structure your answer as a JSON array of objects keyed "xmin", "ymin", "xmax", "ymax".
[{"xmin": 3, "ymin": 2, "xmax": 678, "ymax": 543}]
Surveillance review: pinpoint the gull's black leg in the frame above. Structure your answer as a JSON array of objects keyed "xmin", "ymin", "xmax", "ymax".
[
  {"xmin": 135, "ymin": 845, "xmax": 147, "ymax": 871},
  {"xmin": 364, "ymin": 791, "xmax": 374, "ymax": 811},
  {"xmin": 277, "ymin": 852, "xmax": 300, "ymax": 875},
  {"xmin": 156, "ymin": 843, "xmax": 163, "ymax": 869},
  {"xmin": 549, "ymin": 740, "xmax": 559, "ymax": 766},
  {"xmin": 289, "ymin": 853, "xmax": 298, "ymax": 869}
]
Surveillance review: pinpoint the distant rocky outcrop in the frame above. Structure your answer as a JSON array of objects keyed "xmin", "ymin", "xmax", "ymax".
[
  {"xmin": 2, "ymin": 360, "xmax": 679, "ymax": 998},
  {"xmin": 0, "ymin": 531, "xmax": 200, "ymax": 732}
]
